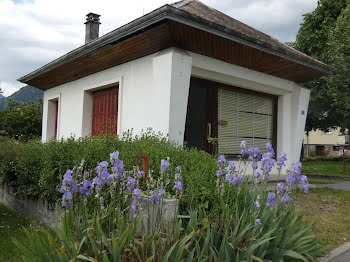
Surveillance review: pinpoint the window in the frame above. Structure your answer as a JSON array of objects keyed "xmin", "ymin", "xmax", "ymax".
[
  {"xmin": 46, "ymin": 98, "xmax": 59, "ymax": 140},
  {"xmin": 91, "ymin": 86, "xmax": 119, "ymax": 136},
  {"xmin": 321, "ymin": 130, "xmax": 333, "ymax": 135},
  {"xmin": 218, "ymin": 88, "xmax": 276, "ymax": 154}
]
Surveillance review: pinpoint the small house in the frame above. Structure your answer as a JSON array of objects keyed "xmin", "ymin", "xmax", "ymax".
[{"xmin": 18, "ymin": 0, "xmax": 333, "ymax": 165}]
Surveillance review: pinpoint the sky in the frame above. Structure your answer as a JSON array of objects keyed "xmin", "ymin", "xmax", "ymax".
[{"xmin": 0, "ymin": 0, "xmax": 318, "ymax": 97}]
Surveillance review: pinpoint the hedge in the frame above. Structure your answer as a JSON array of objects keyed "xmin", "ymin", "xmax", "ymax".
[{"xmin": 0, "ymin": 131, "xmax": 218, "ymax": 208}]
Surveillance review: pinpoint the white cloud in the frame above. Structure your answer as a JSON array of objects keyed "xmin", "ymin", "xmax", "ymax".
[
  {"xmin": 0, "ymin": 0, "xmax": 318, "ymax": 93},
  {"xmin": 0, "ymin": 81, "xmax": 25, "ymax": 96}
]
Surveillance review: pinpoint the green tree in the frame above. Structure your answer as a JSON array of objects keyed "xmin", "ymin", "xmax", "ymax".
[
  {"xmin": 0, "ymin": 100, "xmax": 42, "ymax": 139},
  {"xmin": 326, "ymin": 5, "xmax": 350, "ymax": 129},
  {"xmin": 295, "ymin": 0, "xmax": 349, "ymax": 132}
]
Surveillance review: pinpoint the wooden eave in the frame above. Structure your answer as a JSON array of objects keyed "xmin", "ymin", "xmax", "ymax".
[{"xmin": 18, "ymin": 5, "xmax": 333, "ymax": 90}]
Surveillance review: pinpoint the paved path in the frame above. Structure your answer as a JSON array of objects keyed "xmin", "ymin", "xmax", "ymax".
[
  {"xmin": 319, "ymin": 242, "xmax": 350, "ymax": 262},
  {"xmin": 315, "ymin": 181, "xmax": 350, "ymax": 191},
  {"xmin": 330, "ymin": 249, "xmax": 350, "ymax": 262}
]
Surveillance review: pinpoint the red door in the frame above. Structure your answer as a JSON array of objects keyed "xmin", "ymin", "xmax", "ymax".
[
  {"xmin": 92, "ymin": 86, "xmax": 119, "ymax": 136},
  {"xmin": 54, "ymin": 101, "xmax": 58, "ymax": 139}
]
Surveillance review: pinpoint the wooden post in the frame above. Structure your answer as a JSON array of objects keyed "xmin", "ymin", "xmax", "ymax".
[
  {"xmin": 142, "ymin": 155, "xmax": 148, "ymax": 180},
  {"xmin": 343, "ymin": 149, "xmax": 346, "ymax": 176}
]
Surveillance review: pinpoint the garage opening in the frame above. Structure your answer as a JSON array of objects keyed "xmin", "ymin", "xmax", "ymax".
[{"xmin": 184, "ymin": 77, "xmax": 277, "ymax": 155}]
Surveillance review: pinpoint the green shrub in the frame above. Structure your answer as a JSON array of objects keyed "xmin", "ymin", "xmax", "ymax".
[{"xmin": 0, "ymin": 131, "xmax": 217, "ymax": 208}]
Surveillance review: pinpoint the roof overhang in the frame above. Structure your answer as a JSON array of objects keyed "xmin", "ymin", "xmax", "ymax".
[{"xmin": 18, "ymin": 4, "xmax": 334, "ymax": 89}]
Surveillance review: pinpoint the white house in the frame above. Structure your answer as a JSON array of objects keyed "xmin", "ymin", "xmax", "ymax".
[{"xmin": 18, "ymin": 0, "xmax": 333, "ymax": 166}]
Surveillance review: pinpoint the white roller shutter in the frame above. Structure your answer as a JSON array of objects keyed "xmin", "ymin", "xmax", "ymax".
[{"xmin": 218, "ymin": 88, "xmax": 274, "ymax": 154}]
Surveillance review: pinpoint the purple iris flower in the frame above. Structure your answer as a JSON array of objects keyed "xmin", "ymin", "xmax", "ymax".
[
  {"xmin": 110, "ymin": 151, "xmax": 119, "ymax": 163},
  {"xmin": 61, "ymin": 191, "xmax": 72, "ymax": 209},
  {"xmin": 215, "ymin": 169, "xmax": 226, "ymax": 177},
  {"xmin": 248, "ymin": 147, "xmax": 261, "ymax": 161},
  {"xmin": 281, "ymin": 194, "xmax": 290, "ymax": 204},
  {"xmin": 252, "ymin": 159, "xmax": 259, "ymax": 170},
  {"xmin": 217, "ymin": 155, "xmax": 226, "ymax": 167},
  {"xmin": 229, "ymin": 161, "xmax": 236, "ymax": 171},
  {"xmin": 60, "ymin": 170, "xmax": 78, "ymax": 193},
  {"xmin": 240, "ymin": 141, "xmax": 248, "ymax": 156},
  {"xmin": 225, "ymin": 173, "xmax": 234, "ymax": 184},
  {"xmin": 160, "ymin": 159, "xmax": 170, "ymax": 172},
  {"xmin": 255, "ymin": 172, "xmax": 262, "ymax": 180},
  {"xmin": 130, "ymin": 201, "xmax": 137, "ymax": 214},
  {"xmin": 225, "ymin": 174, "xmax": 243, "ymax": 186},
  {"xmin": 286, "ymin": 162, "xmax": 309, "ymax": 193},
  {"xmin": 254, "ymin": 200, "xmax": 260, "ymax": 211},
  {"xmin": 176, "ymin": 166, "xmax": 182, "ymax": 171},
  {"xmin": 92, "ymin": 176, "xmax": 104, "ymax": 189},
  {"xmin": 126, "ymin": 176, "xmax": 136, "ymax": 192},
  {"xmin": 255, "ymin": 219, "xmax": 262, "ymax": 226},
  {"xmin": 79, "ymin": 180, "xmax": 93, "ymax": 195},
  {"xmin": 63, "ymin": 170, "xmax": 72, "ymax": 181},
  {"xmin": 99, "ymin": 161, "xmax": 108, "ymax": 169},
  {"xmin": 299, "ymin": 175, "xmax": 309, "ymax": 193},
  {"xmin": 152, "ymin": 188, "xmax": 166, "ymax": 203},
  {"xmin": 266, "ymin": 192, "xmax": 276, "ymax": 208},
  {"xmin": 266, "ymin": 142, "xmax": 275, "ymax": 157},
  {"xmin": 173, "ymin": 181, "xmax": 183, "ymax": 193},
  {"xmin": 277, "ymin": 152, "xmax": 287, "ymax": 167},
  {"xmin": 150, "ymin": 188, "xmax": 165, "ymax": 203},
  {"xmin": 261, "ymin": 152, "xmax": 275, "ymax": 178},
  {"xmin": 95, "ymin": 161, "xmax": 108, "ymax": 175},
  {"xmin": 133, "ymin": 188, "xmax": 142, "ymax": 199},
  {"xmin": 114, "ymin": 159, "xmax": 124, "ymax": 169},
  {"xmin": 277, "ymin": 182, "xmax": 284, "ymax": 194}
]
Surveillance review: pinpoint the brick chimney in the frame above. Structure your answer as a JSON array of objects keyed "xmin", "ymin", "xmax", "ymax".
[{"xmin": 85, "ymin": 12, "xmax": 100, "ymax": 44}]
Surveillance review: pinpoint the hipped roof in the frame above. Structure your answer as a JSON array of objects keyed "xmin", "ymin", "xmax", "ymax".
[{"xmin": 18, "ymin": 0, "xmax": 334, "ymax": 90}]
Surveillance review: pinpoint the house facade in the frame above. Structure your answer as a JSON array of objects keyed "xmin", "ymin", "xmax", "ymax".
[
  {"xmin": 18, "ymin": 0, "xmax": 333, "ymax": 167},
  {"xmin": 303, "ymin": 128, "xmax": 349, "ymax": 157}
]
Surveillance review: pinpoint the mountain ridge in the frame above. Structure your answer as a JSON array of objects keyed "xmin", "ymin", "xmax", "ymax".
[{"xmin": 0, "ymin": 85, "xmax": 43, "ymax": 110}]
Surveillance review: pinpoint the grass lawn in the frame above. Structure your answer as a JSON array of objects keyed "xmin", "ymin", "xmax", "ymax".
[
  {"xmin": 294, "ymin": 188, "xmax": 350, "ymax": 254},
  {"xmin": 0, "ymin": 204, "xmax": 39, "ymax": 261},
  {"xmin": 308, "ymin": 177, "xmax": 350, "ymax": 184},
  {"xmin": 302, "ymin": 161, "xmax": 349, "ymax": 176}
]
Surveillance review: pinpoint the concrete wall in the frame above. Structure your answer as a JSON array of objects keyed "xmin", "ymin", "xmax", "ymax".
[
  {"xmin": 0, "ymin": 183, "xmax": 63, "ymax": 227},
  {"xmin": 42, "ymin": 47, "xmax": 309, "ymax": 170}
]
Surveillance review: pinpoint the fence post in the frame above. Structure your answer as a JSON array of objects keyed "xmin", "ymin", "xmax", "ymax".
[
  {"xmin": 343, "ymin": 149, "xmax": 346, "ymax": 176},
  {"xmin": 142, "ymin": 154, "xmax": 148, "ymax": 180}
]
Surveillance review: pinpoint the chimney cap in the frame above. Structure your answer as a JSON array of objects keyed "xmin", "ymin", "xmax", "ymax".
[{"xmin": 85, "ymin": 12, "xmax": 101, "ymax": 24}]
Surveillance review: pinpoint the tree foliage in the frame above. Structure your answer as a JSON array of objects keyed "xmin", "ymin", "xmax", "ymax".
[
  {"xmin": 295, "ymin": 0, "xmax": 349, "ymax": 132},
  {"xmin": 0, "ymin": 100, "xmax": 42, "ymax": 139},
  {"xmin": 323, "ymin": 5, "xmax": 350, "ymax": 130}
]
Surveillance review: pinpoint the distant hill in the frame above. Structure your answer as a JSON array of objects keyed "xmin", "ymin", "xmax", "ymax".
[
  {"xmin": 0, "ymin": 94, "xmax": 4, "ymax": 99},
  {"xmin": 0, "ymin": 85, "xmax": 43, "ymax": 110}
]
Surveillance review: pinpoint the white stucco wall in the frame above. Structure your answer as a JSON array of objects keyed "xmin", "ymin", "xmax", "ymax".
[
  {"xmin": 42, "ymin": 48, "xmax": 192, "ymax": 144},
  {"xmin": 42, "ymin": 47, "xmax": 310, "ymax": 173}
]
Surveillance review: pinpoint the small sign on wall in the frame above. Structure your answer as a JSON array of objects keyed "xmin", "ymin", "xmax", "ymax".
[{"xmin": 218, "ymin": 120, "xmax": 228, "ymax": 126}]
